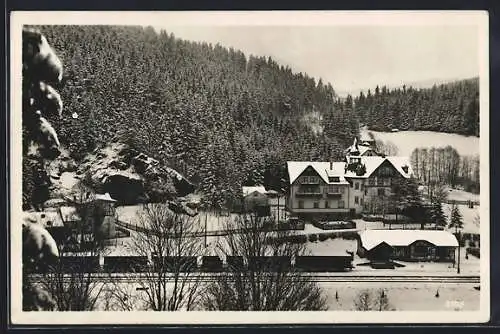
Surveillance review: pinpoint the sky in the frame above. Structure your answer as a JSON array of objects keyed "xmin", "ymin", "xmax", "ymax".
[{"xmin": 152, "ymin": 25, "xmax": 479, "ymax": 97}]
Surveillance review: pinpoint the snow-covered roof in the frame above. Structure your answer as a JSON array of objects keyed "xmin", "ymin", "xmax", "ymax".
[
  {"xmin": 359, "ymin": 146, "xmax": 374, "ymax": 156},
  {"xmin": 287, "ymin": 161, "xmax": 330, "ymax": 184},
  {"xmin": 344, "ymin": 156, "xmax": 412, "ymax": 179},
  {"xmin": 95, "ymin": 192, "xmax": 117, "ymax": 202},
  {"xmin": 386, "ymin": 156, "xmax": 413, "ymax": 178},
  {"xmin": 242, "ymin": 186, "xmax": 267, "ymax": 197},
  {"xmin": 359, "ymin": 229, "xmax": 458, "ymax": 251},
  {"xmin": 287, "ymin": 157, "xmax": 412, "ymax": 184}
]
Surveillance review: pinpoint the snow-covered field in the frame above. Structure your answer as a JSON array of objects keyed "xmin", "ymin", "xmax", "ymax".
[
  {"xmin": 366, "ymin": 130, "xmax": 479, "ymax": 157},
  {"xmin": 322, "ymin": 282, "xmax": 479, "ymax": 311},
  {"xmin": 92, "ymin": 280, "xmax": 479, "ymax": 311}
]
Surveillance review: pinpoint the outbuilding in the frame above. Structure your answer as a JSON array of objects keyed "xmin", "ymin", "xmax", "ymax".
[
  {"xmin": 242, "ymin": 186, "xmax": 270, "ymax": 215},
  {"xmin": 357, "ymin": 229, "xmax": 458, "ymax": 262}
]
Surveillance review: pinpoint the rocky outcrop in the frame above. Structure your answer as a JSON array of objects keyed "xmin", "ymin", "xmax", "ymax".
[{"xmin": 49, "ymin": 143, "xmax": 197, "ymax": 206}]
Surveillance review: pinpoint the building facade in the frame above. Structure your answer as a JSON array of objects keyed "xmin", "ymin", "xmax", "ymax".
[
  {"xmin": 357, "ymin": 229, "xmax": 458, "ymax": 262},
  {"xmin": 286, "ymin": 138, "xmax": 412, "ymax": 219}
]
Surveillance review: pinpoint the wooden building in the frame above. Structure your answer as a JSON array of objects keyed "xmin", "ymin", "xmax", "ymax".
[{"xmin": 357, "ymin": 229, "xmax": 458, "ymax": 262}]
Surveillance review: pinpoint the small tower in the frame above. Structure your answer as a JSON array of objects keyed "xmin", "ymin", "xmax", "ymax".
[
  {"xmin": 93, "ymin": 193, "xmax": 117, "ymax": 238},
  {"xmin": 345, "ymin": 137, "xmax": 361, "ymax": 165}
]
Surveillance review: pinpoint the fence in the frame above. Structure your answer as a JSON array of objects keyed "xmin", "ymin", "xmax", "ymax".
[{"xmin": 442, "ymin": 199, "xmax": 479, "ymax": 207}]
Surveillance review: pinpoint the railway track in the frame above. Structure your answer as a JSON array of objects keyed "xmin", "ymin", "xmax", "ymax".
[{"xmin": 27, "ymin": 273, "xmax": 480, "ymax": 284}]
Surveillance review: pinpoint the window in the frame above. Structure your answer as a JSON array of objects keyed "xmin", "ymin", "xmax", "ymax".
[
  {"xmin": 360, "ymin": 198, "xmax": 364, "ymax": 206},
  {"xmin": 299, "ymin": 185, "xmax": 321, "ymax": 194},
  {"xmin": 298, "ymin": 200, "xmax": 304, "ymax": 209},
  {"xmin": 313, "ymin": 202, "xmax": 319, "ymax": 209},
  {"xmin": 377, "ymin": 178, "xmax": 384, "ymax": 186},
  {"xmin": 365, "ymin": 189, "xmax": 368, "ymax": 195},
  {"xmin": 355, "ymin": 182, "xmax": 359, "ymax": 190},
  {"xmin": 377, "ymin": 188, "xmax": 385, "ymax": 196},
  {"xmin": 302, "ymin": 176, "xmax": 319, "ymax": 184},
  {"xmin": 339, "ymin": 187, "xmax": 345, "ymax": 194},
  {"xmin": 327, "ymin": 185, "xmax": 339, "ymax": 193},
  {"xmin": 329, "ymin": 176, "xmax": 340, "ymax": 183},
  {"xmin": 368, "ymin": 178, "xmax": 375, "ymax": 186},
  {"xmin": 339, "ymin": 200, "xmax": 345, "ymax": 208},
  {"xmin": 325, "ymin": 201, "xmax": 330, "ymax": 208},
  {"xmin": 383, "ymin": 178, "xmax": 391, "ymax": 186},
  {"xmin": 354, "ymin": 196, "xmax": 359, "ymax": 205},
  {"xmin": 380, "ymin": 166, "xmax": 394, "ymax": 177},
  {"xmin": 360, "ymin": 183, "xmax": 364, "ymax": 190}
]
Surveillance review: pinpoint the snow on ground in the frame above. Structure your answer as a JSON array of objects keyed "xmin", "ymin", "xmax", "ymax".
[
  {"xmin": 322, "ymin": 282, "xmax": 479, "ymax": 311},
  {"xmin": 445, "ymin": 187, "xmax": 480, "ymax": 202},
  {"xmin": 306, "ymin": 238, "xmax": 357, "ymax": 256},
  {"xmin": 366, "ymin": 129, "xmax": 479, "ymax": 157},
  {"xmin": 91, "ymin": 280, "xmax": 479, "ymax": 311},
  {"xmin": 442, "ymin": 203, "xmax": 480, "ymax": 234},
  {"xmin": 59, "ymin": 172, "xmax": 79, "ymax": 190}
]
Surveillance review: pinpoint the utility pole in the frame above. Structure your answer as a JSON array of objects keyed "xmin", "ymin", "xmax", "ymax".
[
  {"xmin": 204, "ymin": 211, "xmax": 208, "ymax": 248},
  {"xmin": 457, "ymin": 229, "xmax": 461, "ymax": 274},
  {"xmin": 277, "ymin": 194, "xmax": 279, "ymax": 223}
]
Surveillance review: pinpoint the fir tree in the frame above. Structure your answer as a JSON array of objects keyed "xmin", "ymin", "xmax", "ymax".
[{"xmin": 449, "ymin": 205, "xmax": 464, "ymax": 232}]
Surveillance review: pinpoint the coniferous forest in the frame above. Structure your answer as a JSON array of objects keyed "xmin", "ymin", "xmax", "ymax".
[
  {"xmin": 27, "ymin": 25, "xmax": 479, "ymax": 208},
  {"xmin": 31, "ymin": 25, "xmax": 359, "ymax": 208},
  {"xmin": 351, "ymin": 79, "xmax": 479, "ymax": 136}
]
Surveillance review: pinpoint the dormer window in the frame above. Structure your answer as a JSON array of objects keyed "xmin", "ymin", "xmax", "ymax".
[
  {"xmin": 350, "ymin": 157, "xmax": 361, "ymax": 164},
  {"xmin": 402, "ymin": 165, "xmax": 409, "ymax": 174},
  {"xmin": 329, "ymin": 176, "xmax": 340, "ymax": 183}
]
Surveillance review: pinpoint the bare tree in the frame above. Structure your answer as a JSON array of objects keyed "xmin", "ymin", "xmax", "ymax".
[
  {"xmin": 354, "ymin": 290, "xmax": 373, "ymax": 311},
  {"xmin": 354, "ymin": 289, "xmax": 393, "ymax": 311},
  {"xmin": 375, "ymin": 140, "xmax": 399, "ymax": 156},
  {"xmin": 39, "ymin": 185, "xmax": 107, "ymax": 311},
  {"xmin": 127, "ymin": 203, "xmax": 204, "ymax": 311},
  {"xmin": 201, "ymin": 214, "xmax": 328, "ymax": 311}
]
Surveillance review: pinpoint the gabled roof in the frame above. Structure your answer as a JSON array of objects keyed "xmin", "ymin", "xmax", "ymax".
[
  {"xmin": 359, "ymin": 229, "xmax": 458, "ymax": 251},
  {"xmin": 287, "ymin": 156, "xmax": 412, "ymax": 183},
  {"xmin": 287, "ymin": 161, "xmax": 330, "ymax": 184},
  {"xmin": 287, "ymin": 162, "xmax": 350, "ymax": 185},
  {"xmin": 242, "ymin": 186, "xmax": 267, "ymax": 197},
  {"xmin": 344, "ymin": 156, "xmax": 412, "ymax": 179},
  {"xmin": 386, "ymin": 156, "xmax": 413, "ymax": 178}
]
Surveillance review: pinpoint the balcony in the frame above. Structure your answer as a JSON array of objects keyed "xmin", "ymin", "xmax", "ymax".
[
  {"xmin": 295, "ymin": 191, "xmax": 323, "ymax": 197},
  {"xmin": 300, "ymin": 176, "xmax": 320, "ymax": 185},
  {"xmin": 325, "ymin": 191, "xmax": 342, "ymax": 198}
]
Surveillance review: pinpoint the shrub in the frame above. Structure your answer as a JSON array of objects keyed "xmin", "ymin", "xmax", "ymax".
[
  {"xmin": 327, "ymin": 232, "xmax": 340, "ymax": 240},
  {"xmin": 286, "ymin": 234, "xmax": 307, "ymax": 244},
  {"xmin": 341, "ymin": 231, "xmax": 359, "ymax": 240},
  {"xmin": 466, "ymin": 247, "xmax": 480, "ymax": 258},
  {"xmin": 318, "ymin": 233, "xmax": 328, "ymax": 242},
  {"xmin": 308, "ymin": 234, "xmax": 318, "ymax": 242}
]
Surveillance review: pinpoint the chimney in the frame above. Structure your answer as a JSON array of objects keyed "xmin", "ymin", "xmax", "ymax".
[{"xmin": 330, "ymin": 158, "xmax": 333, "ymax": 170}]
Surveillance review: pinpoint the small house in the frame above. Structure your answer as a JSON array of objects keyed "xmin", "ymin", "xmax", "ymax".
[
  {"xmin": 357, "ymin": 229, "xmax": 458, "ymax": 262},
  {"xmin": 242, "ymin": 186, "xmax": 270, "ymax": 216}
]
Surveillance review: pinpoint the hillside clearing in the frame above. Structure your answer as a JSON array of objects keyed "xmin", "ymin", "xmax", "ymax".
[{"xmin": 366, "ymin": 130, "xmax": 479, "ymax": 157}]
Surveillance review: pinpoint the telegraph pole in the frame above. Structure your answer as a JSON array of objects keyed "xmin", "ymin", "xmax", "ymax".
[
  {"xmin": 457, "ymin": 229, "xmax": 461, "ymax": 274},
  {"xmin": 204, "ymin": 211, "xmax": 208, "ymax": 248}
]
